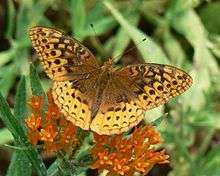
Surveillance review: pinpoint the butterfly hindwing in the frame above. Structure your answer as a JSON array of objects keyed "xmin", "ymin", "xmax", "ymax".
[
  {"xmin": 52, "ymin": 81, "xmax": 92, "ymax": 130},
  {"xmin": 29, "ymin": 27, "xmax": 99, "ymax": 81}
]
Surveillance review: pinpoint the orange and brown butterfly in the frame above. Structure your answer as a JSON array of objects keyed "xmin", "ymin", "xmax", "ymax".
[{"xmin": 29, "ymin": 26, "xmax": 193, "ymax": 135}]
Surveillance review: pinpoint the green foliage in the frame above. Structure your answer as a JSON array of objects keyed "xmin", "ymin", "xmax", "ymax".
[{"xmin": 0, "ymin": 0, "xmax": 220, "ymax": 175}]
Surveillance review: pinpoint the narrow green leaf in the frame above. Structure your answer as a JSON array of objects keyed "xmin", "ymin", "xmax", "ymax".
[
  {"xmin": 167, "ymin": 5, "xmax": 219, "ymax": 75},
  {"xmin": 29, "ymin": 64, "xmax": 45, "ymax": 97},
  {"xmin": 112, "ymin": 12, "xmax": 140, "ymax": 61},
  {"xmin": 84, "ymin": 17, "xmax": 117, "ymax": 37},
  {"xmin": 14, "ymin": 76, "xmax": 27, "ymax": 122},
  {"xmin": 199, "ymin": 1, "xmax": 220, "ymax": 34},
  {"xmin": 7, "ymin": 76, "xmax": 32, "ymax": 176},
  {"xmin": 5, "ymin": 0, "xmax": 16, "ymax": 38},
  {"xmin": 70, "ymin": 0, "xmax": 87, "ymax": 39},
  {"xmin": 0, "ymin": 49, "xmax": 16, "ymax": 67},
  {"xmin": 0, "ymin": 64, "xmax": 17, "ymax": 97},
  {"xmin": 162, "ymin": 30, "xmax": 186, "ymax": 66},
  {"xmin": 84, "ymin": 1, "xmax": 117, "ymax": 37},
  {"xmin": 196, "ymin": 147, "xmax": 220, "ymax": 176},
  {"xmin": 103, "ymin": 1, "xmax": 169, "ymax": 64},
  {"xmin": 0, "ymin": 92, "xmax": 47, "ymax": 176},
  {"xmin": 15, "ymin": 2, "xmax": 30, "ymax": 44},
  {"xmin": 6, "ymin": 152, "xmax": 32, "ymax": 176},
  {"xmin": 47, "ymin": 159, "xmax": 62, "ymax": 176}
]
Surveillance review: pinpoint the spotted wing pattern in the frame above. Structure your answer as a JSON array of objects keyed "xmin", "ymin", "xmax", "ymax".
[
  {"xmin": 91, "ymin": 101, "xmax": 144, "ymax": 135},
  {"xmin": 29, "ymin": 27, "xmax": 99, "ymax": 81},
  {"xmin": 91, "ymin": 64, "xmax": 193, "ymax": 135},
  {"xmin": 52, "ymin": 81, "xmax": 92, "ymax": 130}
]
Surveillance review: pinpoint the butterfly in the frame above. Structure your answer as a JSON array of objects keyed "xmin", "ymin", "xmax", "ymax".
[{"xmin": 29, "ymin": 27, "xmax": 193, "ymax": 135}]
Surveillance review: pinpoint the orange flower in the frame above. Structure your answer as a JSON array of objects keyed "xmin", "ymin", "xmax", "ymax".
[
  {"xmin": 25, "ymin": 113, "xmax": 42, "ymax": 130},
  {"xmin": 90, "ymin": 126, "xmax": 169, "ymax": 176},
  {"xmin": 46, "ymin": 90, "xmax": 62, "ymax": 121},
  {"xmin": 27, "ymin": 96, "xmax": 44, "ymax": 115},
  {"xmin": 59, "ymin": 123, "xmax": 77, "ymax": 151},
  {"xmin": 40, "ymin": 124, "xmax": 57, "ymax": 142},
  {"xmin": 111, "ymin": 158, "xmax": 130, "ymax": 176},
  {"xmin": 27, "ymin": 130, "xmax": 41, "ymax": 145},
  {"xmin": 25, "ymin": 91, "xmax": 78, "ymax": 153}
]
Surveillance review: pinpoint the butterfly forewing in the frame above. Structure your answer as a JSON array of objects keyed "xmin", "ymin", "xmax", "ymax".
[{"xmin": 29, "ymin": 27, "xmax": 99, "ymax": 81}]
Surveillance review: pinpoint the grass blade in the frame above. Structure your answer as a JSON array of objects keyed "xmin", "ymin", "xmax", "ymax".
[
  {"xmin": 70, "ymin": 0, "xmax": 86, "ymax": 39},
  {"xmin": 14, "ymin": 76, "xmax": 27, "ymax": 122},
  {"xmin": 29, "ymin": 64, "xmax": 46, "ymax": 97}
]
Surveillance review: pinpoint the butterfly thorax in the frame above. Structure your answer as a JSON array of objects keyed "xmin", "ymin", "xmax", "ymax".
[
  {"xmin": 90, "ymin": 60, "xmax": 114, "ymax": 118},
  {"xmin": 101, "ymin": 59, "xmax": 114, "ymax": 72}
]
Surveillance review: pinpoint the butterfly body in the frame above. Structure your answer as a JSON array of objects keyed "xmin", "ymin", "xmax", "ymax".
[{"xmin": 29, "ymin": 27, "xmax": 193, "ymax": 135}]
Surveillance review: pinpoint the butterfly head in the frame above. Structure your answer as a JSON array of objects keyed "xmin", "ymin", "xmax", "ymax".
[{"xmin": 101, "ymin": 58, "xmax": 114, "ymax": 72}]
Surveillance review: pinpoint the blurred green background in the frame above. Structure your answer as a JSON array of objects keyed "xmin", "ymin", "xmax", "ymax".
[{"xmin": 0, "ymin": 0, "xmax": 220, "ymax": 175}]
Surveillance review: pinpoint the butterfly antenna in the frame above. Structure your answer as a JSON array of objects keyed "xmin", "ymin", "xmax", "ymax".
[
  {"xmin": 90, "ymin": 24, "xmax": 107, "ymax": 58},
  {"xmin": 112, "ymin": 38, "xmax": 146, "ymax": 62},
  {"xmin": 90, "ymin": 24, "xmax": 97, "ymax": 36}
]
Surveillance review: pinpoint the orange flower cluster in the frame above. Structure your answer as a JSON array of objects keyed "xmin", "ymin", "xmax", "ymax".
[
  {"xmin": 25, "ymin": 90, "xmax": 77, "ymax": 153},
  {"xmin": 91, "ymin": 127, "xmax": 169, "ymax": 176}
]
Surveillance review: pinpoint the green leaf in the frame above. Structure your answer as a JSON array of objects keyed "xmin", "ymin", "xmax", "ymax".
[
  {"xmin": 6, "ymin": 152, "xmax": 32, "ymax": 176},
  {"xmin": 196, "ymin": 147, "xmax": 220, "ymax": 176},
  {"xmin": 112, "ymin": 11, "xmax": 140, "ymax": 61},
  {"xmin": 70, "ymin": 0, "xmax": 87, "ymax": 39},
  {"xmin": 6, "ymin": 76, "xmax": 32, "ymax": 176},
  {"xmin": 199, "ymin": 1, "xmax": 220, "ymax": 34},
  {"xmin": 15, "ymin": 1, "xmax": 52, "ymax": 45},
  {"xmin": 47, "ymin": 159, "xmax": 62, "ymax": 176},
  {"xmin": 84, "ymin": 16, "xmax": 117, "ymax": 37},
  {"xmin": 0, "ymin": 64, "xmax": 17, "ymax": 97},
  {"xmin": 5, "ymin": 0, "xmax": 16, "ymax": 38},
  {"xmin": 209, "ymin": 34, "xmax": 220, "ymax": 59},
  {"xmin": 86, "ymin": 1, "xmax": 117, "ymax": 37},
  {"xmin": 167, "ymin": 5, "xmax": 219, "ymax": 76},
  {"xmin": 103, "ymin": 1, "xmax": 169, "ymax": 64},
  {"xmin": 162, "ymin": 30, "xmax": 186, "ymax": 66},
  {"xmin": 29, "ymin": 64, "xmax": 45, "ymax": 97},
  {"xmin": 0, "ymin": 92, "xmax": 47, "ymax": 176},
  {"xmin": 14, "ymin": 76, "xmax": 27, "ymax": 122},
  {"xmin": 0, "ymin": 49, "xmax": 16, "ymax": 67}
]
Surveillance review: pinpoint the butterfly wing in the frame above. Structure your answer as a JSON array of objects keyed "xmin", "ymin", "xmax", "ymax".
[
  {"xmin": 52, "ymin": 80, "xmax": 98, "ymax": 130},
  {"xmin": 90, "ymin": 63, "xmax": 192, "ymax": 135},
  {"xmin": 117, "ymin": 63, "xmax": 193, "ymax": 110},
  {"xmin": 29, "ymin": 26, "xmax": 102, "ymax": 130},
  {"xmin": 29, "ymin": 26, "xmax": 100, "ymax": 81}
]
